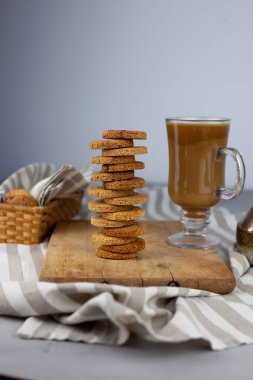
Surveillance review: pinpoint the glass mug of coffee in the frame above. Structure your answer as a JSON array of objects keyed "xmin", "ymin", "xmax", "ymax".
[{"xmin": 166, "ymin": 117, "xmax": 245, "ymax": 249}]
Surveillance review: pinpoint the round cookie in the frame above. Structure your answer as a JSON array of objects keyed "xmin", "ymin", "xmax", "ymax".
[
  {"xmin": 92, "ymin": 232, "xmax": 137, "ymax": 245},
  {"xmin": 91, "ymin": 215, "xmax": 134, "ymax": 228},
  {"xmin": 96, "ymin": 247, "xmax": 138, "ymax": 260},
  {"xmin": 102, "ymin": 146, "xmax": 147, "ymax": 157},
  {"xmin": 91, "ymin": 156, "xmax": 135, "ymax": 164},
  {"xmin": 104, "ymin": 177, "xmax": 145, "ymax": 190},
  {"xmin": 101, "ymin": 238, "xmax": 145, "ymax": 253},
  {"xmin": 5, "ymin": 189, "xmax": 28, "ymax": 197},
  {"xmin": 5, "ymin": 189, "xmax": 37, "ymax": 207},
  {"xmin": 88, "ymin": 201, "xmax": 132, "ymax": 213},
  {"xmin": 102, "ymin": 161, "xmax": 144, "ymax": 172},
  {"xmin": 91, "ymin": 170, "xmax": 134, "ymax": 182},
  {"xmin": 102, "ymin": 130, "xmax": 147, "ymax": 140},
  {"xmin": 101, "ymin": 223, "xmax": 147, "ymax": 238},
  {"xmin": 102, "ymin": 206, "xmax": 145, "ymax": 221},
  {"xmin": 88, "ymin": 186, "xmax": 134, "ymax": 199},
  {"xmin": 89, "ymin": 139, "xmax": 133, "ymax": 150},
  {"xmin": 104, "ymin": 192, "xmax": 148, "ymax": 205}
]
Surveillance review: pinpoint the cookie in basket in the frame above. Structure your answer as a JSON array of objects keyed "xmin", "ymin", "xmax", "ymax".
[{"xmin": 5, "ymin": 189, "xmax": 37, "ymax": 207}]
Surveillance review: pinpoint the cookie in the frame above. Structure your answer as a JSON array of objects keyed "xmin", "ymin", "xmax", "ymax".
[
  {"xmin": 102, "ymin": 206, "xmax": 145, "ymax": 221},
  {"xmin": 104, "ymin": 177, "xmax": 145, "ymax": 190},
  {"xmin": 102, "ymin": 161, "xmax": 144, "ymax": 172},
  {"xmin": 101, "ymin": 238, "xmax": 145, "ymax": 253},
  {"xmin": 88, "ymin": 200, "xmax": 132, "ymax": 213},
  {"xmin": 96, "ymin": 247, "xmax": 138, "ymax": 260},
  {"xmin": 101, "ymin": 223, "xmax": 147, "ymax": 238},
  {"xmin": 104, "ymin": 192, "xmax": 148, "ymax": 205},
  {"xmin": 5, "ymin": 189, "xmax": 28, "ymax": 197},
  {"xmin": 88, "ymin": 186, "xmax": 134, "ymax": 199},
  {"xmin": 102, "ymin": 146, "xmax": 147, "ymax": 157},
  {"xmin": 91, "ymin": 215, "xmax": 134, "ymax": 228},
  {"xmin": 89, "ymin": 139, "xmax": 133, "ymax": 150},
  {"xmin": 91, "ymin": 156, "xmax": 135, "ymax": 165},
  {"xmin": 91, "ymin": 171, "xmax": 134, "ymax": 182},
  {"xmin": 5, "ymin": 189, "xmax": 37, "ymax": 207},
  {"xmin": 102, "ymin": 130, "xmax": 147, "ymax": 140},
  {"xmin": 92, "ymin": 232, "xmax": 137, "ymax": 245}
]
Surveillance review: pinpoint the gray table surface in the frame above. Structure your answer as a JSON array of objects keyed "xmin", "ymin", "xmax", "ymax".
[{"xmin": 0, "ymin": 191, "xmax": 253, "ymax": 380}]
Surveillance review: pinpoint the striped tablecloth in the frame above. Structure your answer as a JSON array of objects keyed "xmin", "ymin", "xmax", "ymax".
[{"xmin": 0, "ymin": 184, "xmax": 253, "ymax": 351}]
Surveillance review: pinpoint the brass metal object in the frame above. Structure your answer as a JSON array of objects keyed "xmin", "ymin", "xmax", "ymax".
[{"xmin": 236, "ymin": 206, "xmax": 253, "ymax": 264}]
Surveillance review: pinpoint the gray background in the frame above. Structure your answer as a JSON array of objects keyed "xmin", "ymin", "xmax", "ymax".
[{"xmin": 1, "ymin": 0, "xmax": 253, "ymax": 187}]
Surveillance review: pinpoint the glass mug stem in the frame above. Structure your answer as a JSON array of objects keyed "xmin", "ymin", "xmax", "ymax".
[{"xmin": 182, "ymin": 209, "xmax": 210, "ymax": 236}]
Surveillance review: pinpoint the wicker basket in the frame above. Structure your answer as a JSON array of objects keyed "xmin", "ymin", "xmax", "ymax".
[{"xmin": 0, "ymin": 193, "xmax": 83, "ymax": 244}]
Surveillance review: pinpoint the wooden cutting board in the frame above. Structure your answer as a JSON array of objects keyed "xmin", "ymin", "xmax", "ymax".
[{"xmin": 40, "ymin": 220, "xmax": 236, "ymax": 294}]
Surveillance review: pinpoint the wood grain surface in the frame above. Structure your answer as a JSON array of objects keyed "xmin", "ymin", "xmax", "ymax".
[{"xmin": 40, "ymin": 220, "xmax": 236, "ymax": 294}]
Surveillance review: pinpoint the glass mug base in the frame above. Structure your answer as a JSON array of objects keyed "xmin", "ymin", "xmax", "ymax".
[{"xmin": 168, "ymin": 231, "xmax": 220, "ymax": 250}]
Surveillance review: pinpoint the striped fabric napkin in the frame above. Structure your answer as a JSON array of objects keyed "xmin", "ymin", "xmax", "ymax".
[
  {"xmin": 0, "ymin": 183, "xmax": 252, "ymax": 350},
  {"xmin": 0, "ymin": 163, "xmax": 91, "ymax": 206},
  {"xmin": 0, "ymin": 162, "xmax": 55, "ymax": 195},
  {"xmin": 30, "ymin": 164, "xmax": 92, "ymax": 205},
  {"xmin": 0, "ymin": 161, "xmax": 253, "ymax": 350}
]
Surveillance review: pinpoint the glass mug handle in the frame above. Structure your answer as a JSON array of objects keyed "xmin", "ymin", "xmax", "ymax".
[{"xmin": 216, "ymin": 147, "xmax": 246, "ymax": 200}]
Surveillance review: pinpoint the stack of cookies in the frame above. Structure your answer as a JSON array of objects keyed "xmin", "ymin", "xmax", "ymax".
[{"xmin": 88, "ymin": 130, "xmax": 148, "ymax": 260}]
